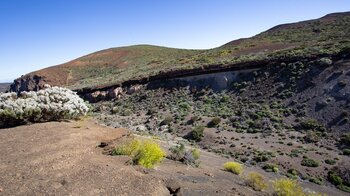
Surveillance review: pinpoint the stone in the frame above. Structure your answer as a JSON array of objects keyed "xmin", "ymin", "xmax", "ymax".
[
  {"xmin": 159, "ymin": 125, "xmax": 169, "ymax": 132},
  {"xmin": 135, "ymin": 125, "xmax": 147, "ymax": 132},
  {"xmin": 127, "ymin": 85, "xmax": 142, "ymax": 94},
  {"xmin": 87, "ymin": 90, "xmax": 108, "ymax": 102},
  {"xmin": 108, "ymin": 87, "xmax": 123, "ymax": 99}
]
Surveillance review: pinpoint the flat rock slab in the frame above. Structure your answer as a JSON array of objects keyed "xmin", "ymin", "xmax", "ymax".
[{"xmin": 0, "ymin": 120, "xmax": 169, "ymax": 196}]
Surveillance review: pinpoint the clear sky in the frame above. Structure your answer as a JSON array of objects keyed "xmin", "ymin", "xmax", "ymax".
[{"xmin": 1, "ymin": 0, "xmax": 349, "ymax": 82}]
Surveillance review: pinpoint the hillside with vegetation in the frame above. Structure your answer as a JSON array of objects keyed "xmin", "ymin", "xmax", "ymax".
[{"xmin": 10, "ymin": 12, "xmax": 350, "ymax": 92}]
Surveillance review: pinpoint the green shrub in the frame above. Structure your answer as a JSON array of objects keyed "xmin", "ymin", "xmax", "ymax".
[
  {"xmin": 190, "ymin": 126, "xmax": 205, "ymax": 142},
  {"xmin": 338, "ymin": 185, "xmax": 350, "ymax": 193},
  {"xmin": 263, "ymin": 163, "xmax": 279, "ymax": 172},
  {"xmin": 112, "ymin": 139, "xmax": 165, "ymax": 168},
  {"xmin": 309, "ymin": 177, "xmax": 324, "ymax": 185},
  {"xmin": 224, "ymin": 161, "xmax": 244, "ymax": 175},
  {"xmin": 303, "ymin": 131, "xmax": 320, "ymax": 143},
  {"xmin": 343, "ymin": 148, "xmax": 350, "ymax": 156},
  {"xmin": 245, "ymin": 172, "xmax": 268, "ymax": 191},
  {"xmin": 301, "ymin": 158, "xmax": 319, "ymax": 167},
  {"xmin": 298, "ymin": 119, "xmax": 326, "ymax": 132},
  {"xmin": 120, "ymin": 108, "xmax": 132, "ymax": 116},
  {"xmin": 287, "ymin": 169, "xmax": 299, "ymax": 176},
  {"xmin": 208, "ymin": 117, "xmax": 221, "ymax": 127},
  {"xmin": 253, "ymin": 154, "xmax": 269, "ymax": 162},
  {"xmin": 179, "ymin": 102, "xmax": 191, "ymax": 111},
  {"xmin": 327, "ymin": 171, "xmax": 350, "ymax": 193},
  {"xmin": 328, "ymin": 171, "xmax": 343, "ymax": 186},
  {"xmin": 340, "ymin": 134, "xmax": 350, "ymax": 147},
  {"xmin": 325, "ymin": 159, "xmax": 336, "ymax": 165}
]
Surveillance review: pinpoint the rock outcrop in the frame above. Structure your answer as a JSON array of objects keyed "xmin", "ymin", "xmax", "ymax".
[{"xmin": 10, "ymin": 74, "xmax": 47, "ymax": 92}]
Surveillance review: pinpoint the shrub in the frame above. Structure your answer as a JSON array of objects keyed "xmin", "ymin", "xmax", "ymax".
[
  {"xmin": 183, "ymin": 148, "xmax": 201, "ymax": 167},
  {"xmin": 287, "ymin": 169, "xmax": 299, "ymax": 176},
  {"xmin": 298, "ymin": 119, "xmax": 326, "ymax": 132},
  {"xmin": 340, "ymin": 134, "xmax": 350, "ymax": 147},
  {"xmin": 134, "ymin": 140, "xmax": 166, "ymax": 168},
  {"xmin": 179, "ymin": 102, "xmax": 191, "ymax": 111},
  {"xmin": 112, "ymin": 139, "xmax": 141, "ymax": 156},
  {"xmin": 112, "ymin": 139, "xmax": 165, "ymax": 168},
  {"xmin": 272, "ymin": 178, "xmax": 304, "ymax": 196},
  {"xmin": 309, "ymin": 177, "xmax": 324, "ymax": 185},
  {"xmin": 169, "ymin": 144, "xmax": 200, "ymax": 167},
  {"xmin": 0, "ymin": 86, "xmax": 89, "ymax": 127},
  {"xmin": 224, "ymin": 161, "xmax": 243, "ymax": 175},
  {"xmin": 343, "ymin": 148, "xmax": 350, "ymax": 156},
  {"xmin": 160, "ymin": 115, "xmax": 173, "ymax": 126},
  {"xmin": 208, "ymin": 117, "xmax": 221, "ymax": 127},
  {"xmin": 318, "ymin": 57, "xmax": 332, "ymax": 66},
  {"xmin": 253, "ymin": 154, "xmax": 270, "ymax": 162},
  {"xmin": 190, "ymin": 126, "xmax": 205, "ymax": 142},
  {"xmin": 328, "ymin": 171, "xmax": 343, "ymax": 186},
  {"xmin": 120, "ymin": 108, "xmax": 132, "ymax": 116},
  {"xmin": 169, "ymin": 143, "xmax": 185, "ymax": 161},
  {"xmin": 328, "ymin": 169, "xmax": 350, "ymax": 193},
  {"xmin": 245, "ymin": 172, "xmax": 268, "ymax": 191},
  {"xmin": 338, "ymin": 185, "xmax": 350, "ymax": 193},
  {"xmin": 188, "ymin": 116, "xmax": 200, "ymax": 124},
  {"xmin": 325, "ymin": 159, "xmax": 336, "ymax": 165},
  {"xmin": 263, "ymin": 163, "xmax": 279, "ymax": 172},
  {"xmin": 301, "ymin": 158, "xmax": 319, "ymax": 167},
  {"xmin": 303, "ymin": 131, "xmax": 320, "ymax": 143}
]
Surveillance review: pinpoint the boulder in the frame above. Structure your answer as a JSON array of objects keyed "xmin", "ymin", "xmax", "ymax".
[
  {"xmin": 127, "ymin": 85, "xmax": 142, "ymax": 94},
  {"xmin": 86, "ymin": 90, "xmax": 108, "ymax": 102},
  {"xmin": 108, "ymin": 87, "xmax": 123, "ymax": 99},
  {"xmin": 135, "ymin": 125, "xmax": 147, "ymax": 132}
]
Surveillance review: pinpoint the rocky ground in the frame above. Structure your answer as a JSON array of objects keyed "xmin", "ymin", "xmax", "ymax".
[{"xmin": 0, "ymin": 119, "xmax": 346, "ymax": 196}]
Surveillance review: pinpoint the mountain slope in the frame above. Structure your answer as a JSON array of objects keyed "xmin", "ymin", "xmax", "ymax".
[
  {"xmin": 0, "ymin": 83, "xmax": 10, "ymax": 92},
  {"xmin": 10, "ymin": 12, "xmax": 350, "ymax": 92}
]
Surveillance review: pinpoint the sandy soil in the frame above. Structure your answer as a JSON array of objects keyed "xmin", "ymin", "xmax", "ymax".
[{"xmin": 0, "ymin": 119, "xmax": 169, "ymax": 196}]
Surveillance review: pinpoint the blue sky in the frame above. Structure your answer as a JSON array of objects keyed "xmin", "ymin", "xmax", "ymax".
[{"xmin": 1, "ymin": 0, "xmax": 349, "ymax": 82}]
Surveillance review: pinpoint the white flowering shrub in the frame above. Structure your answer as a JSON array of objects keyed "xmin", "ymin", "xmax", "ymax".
[{"xmin": 0, "ymin": 86, "xmax": 89, "ymax": 127}]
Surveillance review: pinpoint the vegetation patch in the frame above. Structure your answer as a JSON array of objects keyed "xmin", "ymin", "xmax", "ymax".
[
  {"xmin": 0, "ymin": 86, "xmax": 89, "ymax": 127},
  {"xmin": 245, "ymin": 172, "xmax": 268, "ymax": 191},
  {"xmin": 272, "ymin": 178, "xmax": 323, "ymax": 196},
  {"xmin": 169, "ymin": 143, "xmax": 201, "ymax": 167},
  {"xmin": 224, "ymin": 161, "xmax": 244, "ymax": 175},
  {"xmin": 189, "ymin": 126, "xmax": 205, "ymax": 142},
  {"xmin": 301, "ymin": 158, "xmax": 319, "ymax": 167},
  {"xmin": 112, "ymin": 139, "xmax": 166, "ymax": 168}
]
